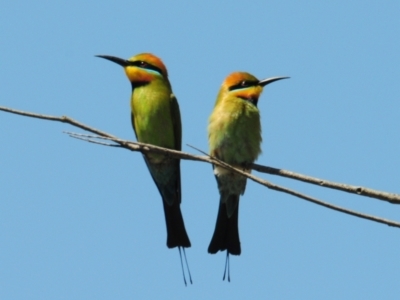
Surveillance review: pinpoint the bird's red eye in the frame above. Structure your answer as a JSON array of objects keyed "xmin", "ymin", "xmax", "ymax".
[
  {"xmin": 139, "ymin": 61, "xmax": 148, "ymax": 67},
  {"xmin": 241, "ymin": 81, "xmax": 247, "ymax": 86}
]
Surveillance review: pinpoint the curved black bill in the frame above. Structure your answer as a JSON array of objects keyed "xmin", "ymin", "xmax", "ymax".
[
  {"xmin": 258, "ymin": 76, "xmax": 290, "ymax": 87},
  {"xmin": 95, "ymin": 55, "xmax": 129, "ymax": 67}
]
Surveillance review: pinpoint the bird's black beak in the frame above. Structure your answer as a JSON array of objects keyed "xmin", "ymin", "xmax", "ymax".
[
  {"xmin": 95, "ymin": 55, "xmax": 129, "ymax": 67},
  {"xmin": 258, "ymin": 76, "xmax": 290, "ymax": 87}
]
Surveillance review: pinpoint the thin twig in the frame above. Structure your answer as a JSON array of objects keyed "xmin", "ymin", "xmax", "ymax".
[
  {"xmin": 66, "ymin": 132, "xmax": 121, "ymax": 147},
  {"xmin": 64, "ymin": 131, "xmax": 206, "ymax": 163}
]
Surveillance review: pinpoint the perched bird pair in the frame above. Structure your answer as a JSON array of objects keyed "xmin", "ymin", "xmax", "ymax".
[{"xmin": 97, "ymin": 53, "xmax": 288, "ymax": 283}]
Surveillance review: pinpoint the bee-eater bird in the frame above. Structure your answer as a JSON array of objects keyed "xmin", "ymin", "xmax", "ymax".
[
  {"xmin": 208, "ymin": 72, "xmax": 288, "ymax": 281},
  {"xmin": 96, "ymin": 53, "xmax": 191, "ymax": 284}
]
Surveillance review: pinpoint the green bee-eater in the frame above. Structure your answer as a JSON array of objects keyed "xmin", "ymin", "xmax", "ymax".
[
  {"xmin": 96, "ymin": 53, "xmax": 191, "ymax": 283},
  {"xmin": 208, "ymin": 72, "xmax": 288, "ymax": 280}
]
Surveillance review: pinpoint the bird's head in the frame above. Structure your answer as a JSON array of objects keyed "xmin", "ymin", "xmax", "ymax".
[
  {"xmin": 221, "ymin": 72, "xmax": 289, "ymax": 106},
  {"xmin": 96, "ymin": 53, "xmax": 168, "ymax": 85}
]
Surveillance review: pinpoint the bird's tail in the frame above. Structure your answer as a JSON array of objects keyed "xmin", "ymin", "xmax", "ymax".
[
  {"xmin": 143, "ymin": 156, "xmax": 191, "ymax": 249},
  {"xmin": 162, "ymin": 198, "xmax": 191, "ymax": 248},
  {"xmin": 208, "ymin": 195, "xmax": 241, "ymax": 255}
]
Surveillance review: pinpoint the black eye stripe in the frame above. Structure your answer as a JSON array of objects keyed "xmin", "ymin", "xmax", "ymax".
[
  {"xmin": 229, "ymin": 80, "xmax": 258, "ymax": 91},
  {"xmin": 128, "ymin": 60, "xmax": 163, "ymax": 75}
]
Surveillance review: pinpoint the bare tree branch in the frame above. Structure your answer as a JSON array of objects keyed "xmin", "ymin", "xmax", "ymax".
[
  {"xmin": 63, "ymin": 133, "xmax": 400, "ymax": 229},
  {"xmin": 4, "ymin": 105, "xmax": 397, "ymax": 204},
  {"xmin": 2, "ymin": 105, "xmax": 400, "ymax": 229},
  {"xmin": 251, "ymin": 164, "xmax": 400, "ymax": 204},
  {"xmin": 0, "ymin": 106, "xmax": 116, "ymax": 138}
]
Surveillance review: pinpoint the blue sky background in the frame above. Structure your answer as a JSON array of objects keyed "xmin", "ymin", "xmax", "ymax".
[{"xmin": 1, "ymin": 1, "xmax": 400, "ymax": 299}]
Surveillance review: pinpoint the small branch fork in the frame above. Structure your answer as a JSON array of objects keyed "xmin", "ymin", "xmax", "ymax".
[{"xmin": 2, "ymin": 105, "xmax": 400, "ymax": 228}]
